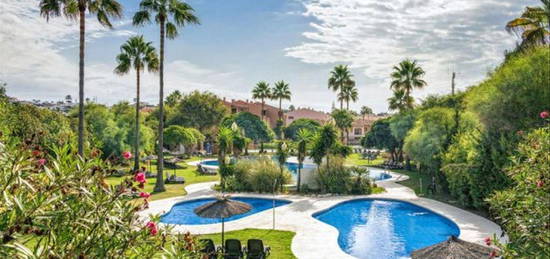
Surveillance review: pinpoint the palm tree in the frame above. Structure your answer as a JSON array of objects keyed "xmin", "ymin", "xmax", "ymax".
[
  {"xmin": 390, "ymin": 59, "xmax": 427, "ymax": 103},
  {"xmin": 328, "ymin": 65, "xmax": 355, "ymax": 109},
  {"xmin": 360, "ymin": 106, "xmax": 373, "ymax": 121},
  {"xmin": 114, "ymin": 36, "xmax": 159, "ymax": 171},
  {"xmin": 388, "ymin": 88, "xmax": 414, "ymax": 111},
  {"xmin": 217, "ymin": 127, "xmax": 233, "ymax": 192},
  {"xmin": 252, "ymin": 81, "xmax": 271, "ymax": 121},
  {"xmin": 506, "ymin": 0, "xmax": 550, "ymax": 49},
  {"xmin": 310, "ymin": 123, "xmax": 338, "ymax": 168},
  {"xmin": 271, "ymin": 81, "xmax": 292, "ymax": 121},
  {"xmin": 40, "ymin": 0, "xmax": 122, "ymax": 156},
  {"xmin": 331, "ymin": 109, "xmax": 354, "ymax": 145},
  {"xmin": 133, "ymin": 0, "xmax": 199, "ymax": 193},
  {"xmin": 338, "ymin": 84, "xmax": 358, "ymax": 110},
  {"xmin": 296, "ymin": 129, "xmax": 311, "ymax": 192}
]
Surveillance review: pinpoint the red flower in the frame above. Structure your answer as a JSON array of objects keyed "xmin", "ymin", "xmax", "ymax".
[
  {"xmin": 134, "ymin": 172, "xmax": 146, "ymax": 183},
  {"xmin": 145, "ymin": 221, "xmax": 158, "ymax": 236},
  {"xmin": 484, "ymin": 237, "xmax": 492, "ymax": 246},
  {"xmin": 540, "ymin": 111, "xmax": 549, "ymax": 119},
  {"xmin": 37, "ymin": 158, "xmax": 46, "ymax": 166},
  {"xmin": 139, "ymin": 192, "xmax": 151, "ymax": 199},
  {"xmin": 536, "ymin": 180, "xmax": 544, "ymax": 188},
  {"xmin": 32, "ymin": 150, "xmax": 41, "ymax": 157},
  {"xmin": 489, "ymin": 250, "xmax": 497, "ymax": 258},
  {"xmin": 122, "ymin": 151, "xmax": 132, "ymax": 160}
]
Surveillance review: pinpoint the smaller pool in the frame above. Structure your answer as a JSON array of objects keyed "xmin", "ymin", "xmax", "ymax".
[
  {"xmin": 199, "ymin": 160, "xmax": 219, "ymax": 166},
  {"xmin": 367, "ymin": 168, "xmax": 392, "ymax": 181},
  {"xmin": 160, "ymin": 197, "xmax": 291, "ymax": 225}
]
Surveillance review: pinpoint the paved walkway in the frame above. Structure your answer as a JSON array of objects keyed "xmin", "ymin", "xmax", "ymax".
[{"xmin": 140, "ymin": 171, "xmax": 503, "ymax": 259}]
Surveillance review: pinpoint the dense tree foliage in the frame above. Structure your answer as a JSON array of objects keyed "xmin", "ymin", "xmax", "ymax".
[
  {"xmin": 221, "ymin": 112, "xmax": 274, "ymax": 143},
  {"xmin": 362, "ymin": 119, "xmax": 400, "ymax": 161},
  {"xmin": 168, "ymin": 91, "xmax": 228, "ymax": 132},
  {"xmin": 0, "ymin": 100, "xmax": 73, "ymax": 149},
  {"xmin": 284, "ymin": 118, "xmax": 320, "ymax": 141}
]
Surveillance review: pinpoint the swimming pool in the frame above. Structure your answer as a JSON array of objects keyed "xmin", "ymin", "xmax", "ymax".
[
  {"xmin": 313, "ymin": 199, "xmax": 460, "ymax": 258},
  {"xmin": 365, "ymin": 168, "xmax": 392, "ymax": 181},
  {"xmin": 199, "ymin": 160, "xmax": 392, "ymax": 181},
  {"xmin": 160, "ymin": 197, "xmax": 291, "ymax": 225}
]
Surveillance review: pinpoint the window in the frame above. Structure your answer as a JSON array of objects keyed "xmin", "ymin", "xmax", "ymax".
[{"xmin": 354, "ymin": 128, "xmax": 362, "ymax": 135}]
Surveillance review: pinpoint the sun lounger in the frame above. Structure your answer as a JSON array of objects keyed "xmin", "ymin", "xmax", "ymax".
[
  {"xmin": 199, "ymin": 239, "xmax": 217, "ymax": 259},
  {"xmin": 224, "ymin": 239, "xmax": 244, "ymax": 259},
  {"xmin": 244, "ymin": 239, "xmax": 270, "ymax": 259}
]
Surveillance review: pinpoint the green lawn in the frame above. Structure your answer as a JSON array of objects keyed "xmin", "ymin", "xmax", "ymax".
[
  {"xmin": 345, "ymin": 153, "xmax": 384, "ymax": 167},
  {"xmin": 105, "ymin": 157, "xmax": 219, "ymax": 201},
  {"xmin": 386, "ymin": 168, "xmax": 487, "ymax": 217},
  {"xmin": 199, "ymin": 228, "xmax": 296, "ymax": 259}
]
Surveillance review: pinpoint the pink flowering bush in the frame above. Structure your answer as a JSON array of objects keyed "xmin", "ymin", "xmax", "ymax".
[
  {"xmin": 488, "ymin": 126, "xmax": 550, "ymax": 257},
  {"xmin": 122, "ymin": 151, "xmax": 132, "ymax": 160},
  {"xmin": 0, "ymin": 143, "xmax": 200, "ymax": 258},
  {"xmin": 134, "ymin": 172, "xmax": 146, "ymax": 183}
]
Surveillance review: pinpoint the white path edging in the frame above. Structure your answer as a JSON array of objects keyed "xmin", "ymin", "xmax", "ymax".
[{"xmin": 140, "ymin": 171, "xmax": 503, "ymax": 259}]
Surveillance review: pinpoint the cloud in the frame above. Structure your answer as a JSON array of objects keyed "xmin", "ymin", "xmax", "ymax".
[
  {"xmin": 0, "ymin": 0, "xmax": 239, "ymax": 105},
  {"xmin": 285, "ymin": 0, "xmax": 536, "ymax": 100}
]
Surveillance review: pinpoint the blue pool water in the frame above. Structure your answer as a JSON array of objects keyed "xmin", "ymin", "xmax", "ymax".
[
  {"xmin": 314, "ymin": 199, "xmax": 460, "ymax": 259},
  {"xmin": 366, "ymin": 168, "xmax": 392, "ymax": 181},
  {"xmin": 160, "ymin": 197, "xmax": 291, "ymax": 225},
  {"xmin": 199, "ymin": 160, "xmax": 220, "ymax": 166}
]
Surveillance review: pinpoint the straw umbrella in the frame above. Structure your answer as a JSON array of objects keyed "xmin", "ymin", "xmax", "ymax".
[
  {"xmin": 411, "ymin": 236, "xmax": 496, "ymax": 259},
  {"xmin": 194, "ymin": 196, "xmax": 251, "ymax": 248}
]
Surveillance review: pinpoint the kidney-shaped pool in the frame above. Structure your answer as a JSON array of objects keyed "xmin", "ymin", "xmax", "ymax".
[
  {"xmin": 313, "ymin": 199, "xmax": 460, "ymax": 258},
  {"xmin": 160, "ymin": 197, "xmax": 291, "ymax": 225}
]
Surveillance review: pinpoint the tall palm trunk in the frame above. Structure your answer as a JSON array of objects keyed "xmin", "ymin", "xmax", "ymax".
[
  {"xmin": 261, "ymin": 100, "xmax": 265, "ymax": 121},
  {"xmin": 134, "ymin": 67, "xmax": 141, "ymax": 171},
  {"xmin": 339, "ymin": 88, "xmax": 343, "ymax": 109},
  {"xmin": 78, "ymin": 6, "xmax": 86, "ymax": 156},
  {"xmin": 346, "ymin": 100, "xmax": 349, "ymax": 110},
  {"xmin": 154, "ymin": 20, "xmax": 166, "ymax": 192},
  {"xmin": 278, "ymin": 98, "xmax": 282, "ymax": 121}
]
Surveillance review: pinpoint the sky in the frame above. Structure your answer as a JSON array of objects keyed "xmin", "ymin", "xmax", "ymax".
[{"xmin": 0, "ymin": 0, "xmax": 538, "ymax": 113}]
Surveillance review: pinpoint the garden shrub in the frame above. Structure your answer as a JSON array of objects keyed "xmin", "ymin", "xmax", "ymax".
[
  {"xmin": 488, "ymin": 126, "xmax": 550, "ymax": 258},
  {"xmin": 0, "ymin": 142, "xmax": 200, "ymax": 258},
  {"xmin": 316, "ymin": 156, "xmax": 372, "ymax": 195},
  {"xmin": 225, "ymin": 156, "xmax": 291, "ymax": 193}
]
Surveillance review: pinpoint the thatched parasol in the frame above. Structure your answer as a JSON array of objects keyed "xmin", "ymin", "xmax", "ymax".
[
  {"xmin": 411, "ymin": 236, "xmax": 496, "ymax": 259},
  {"xmin": 194, "ymin": 195, "xmax": 251, "ymax": 248}
]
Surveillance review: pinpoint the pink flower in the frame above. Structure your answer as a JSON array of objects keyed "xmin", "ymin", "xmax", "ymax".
[
  {"xmin": 536, "ymin": 180, "xmax": 544, "ymax": 188},
  {"xmin": 122, "ymin": 151, "xmax": 132, "ymax": 160},
  {"xmin": 540, "ymin": 111, "xmax": 549, "ymax": 119},
  {"xmin": 145, "ymin": 221, "xmax": 158, "ymax": 236},
  {"xmin": 134, "ymin": 172, "xmax": 146, "ymax": 183},
  {"xmin": 37, "ymin": 158, "xmax": 46, "ymax": 166},
  {"xmin": 489, "ymin": 250, "xmax": 497, "ymax": 258},
  {"xmin": 139, "ymin": 192, "xmax": 151, "ymax": 199},
  {"xmin": 484, "ymin": 237, "xmax": 492, "ymax": 246}
]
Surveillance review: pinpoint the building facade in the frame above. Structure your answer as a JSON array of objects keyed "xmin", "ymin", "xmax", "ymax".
[{"xmin": 222, "ymin": 98, "xmax": 280, "ymax": 128}]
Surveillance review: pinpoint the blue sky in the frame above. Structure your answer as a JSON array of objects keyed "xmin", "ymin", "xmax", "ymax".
[{"xmin": 0, "ymin": 0, "xmax": 538, "ymax": 113}]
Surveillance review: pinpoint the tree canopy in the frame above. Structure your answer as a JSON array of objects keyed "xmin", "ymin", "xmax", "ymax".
[
  {"xmin": 284, "ymin": 118, "xmax": 321, "ymax": 141},
  {"xmin": 221, "ymin": 112, "xmax": 274, "ymax": 143},
  {"xmin": 168, "ymin": 91, "xmax": 228, "ymax": 131}
]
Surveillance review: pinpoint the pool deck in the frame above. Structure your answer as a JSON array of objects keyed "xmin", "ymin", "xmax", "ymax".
[{"xmin": 140, "ymin": 170, "xmax": 503, "ymax": 259}]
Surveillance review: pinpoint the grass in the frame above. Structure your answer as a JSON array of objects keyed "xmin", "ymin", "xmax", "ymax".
[
  {"xmin": 384, "ymin": 168, "xmax": 488, "ymax": 217},
  {"xmin": 105, "ymin": 156, "xmax": 219, "ymax": 201},
  {"xmin": 199, "ymin": 228, "xmax": 296, "ymax": 259},
  {"xmin": 345, "ymin": 153, "xmax": 384, "ymax": 167}
]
